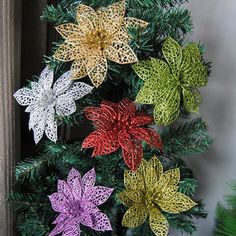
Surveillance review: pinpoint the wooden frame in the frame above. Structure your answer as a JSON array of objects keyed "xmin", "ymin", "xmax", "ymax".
[{"xmin": 0, "ymin": 0, "xmax": 21, "ymax": 235}]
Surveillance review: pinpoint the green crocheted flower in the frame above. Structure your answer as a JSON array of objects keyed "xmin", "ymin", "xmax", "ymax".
[{"xmin": 133, "ymin": 37, "xmax": 208, "ymax": 125}]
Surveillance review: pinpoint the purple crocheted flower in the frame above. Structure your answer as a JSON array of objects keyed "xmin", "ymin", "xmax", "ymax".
[{"xmin": 48, "ymin": 168, "xmax": 113, "ymax": 236}]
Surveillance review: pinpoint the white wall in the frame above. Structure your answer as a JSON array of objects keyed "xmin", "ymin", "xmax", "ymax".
[{"xmin": 173, "ymin": 0, "xmax": 236, "ymax": 235}]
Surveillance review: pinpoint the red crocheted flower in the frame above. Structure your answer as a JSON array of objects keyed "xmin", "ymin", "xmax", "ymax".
[{"xmin": 82, "ymin": 99, "xmax": 163, "ymax": 171}]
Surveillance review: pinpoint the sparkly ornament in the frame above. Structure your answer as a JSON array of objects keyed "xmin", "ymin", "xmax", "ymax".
[
  {"xmin": 14, "ymin": 66, "xmax": 93, "ymax": 144},
  {"xmin": 119, "ymin": 156, "xmax": 197, "ymax": 236},
  {"xmin": 82, "ymin": 99, "xmax": 163, "ymax": 171},
  {"xmin": 54, "ymin": 1, "xmax": 148, "ymax": 87},
  {"xmin": 49, "ymin": 168, "xmax": 113, "ymax": 236},
  {"xmin": 133, "ymin": 37, "xmax": 208, "ymax": 125}
]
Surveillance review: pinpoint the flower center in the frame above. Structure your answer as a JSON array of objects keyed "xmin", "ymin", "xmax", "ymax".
[
  {"xmin": 68, "ymin": 200, "xmax": 85, "ymax": 218},
  {"xmin": 145, "ymin": 188, "xmax": 163, "ymax": 209},
  {"xmin": 84, "ymin": 28, "xmax": 112, "ymax": 51},
  {"xmin": 39, "ymin": 89, "xmax": 55, "ymax": 107},
  {"xmin": 112, "ymin": 113, "xmax": 131, "ymax": 132}
]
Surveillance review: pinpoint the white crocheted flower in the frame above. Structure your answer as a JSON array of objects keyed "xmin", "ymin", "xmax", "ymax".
[{"xmin": 14, "ymin": 66, "xmax": 93, "ymax": 144}]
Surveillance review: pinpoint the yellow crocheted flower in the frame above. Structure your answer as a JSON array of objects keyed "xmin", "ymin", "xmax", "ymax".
[
  {"xmin": 119, "ymin": 156, "xmax": 197, "ymax": 236},
  {"xmin": 133, "ymin": 37, "xmax": 208, "ymax": 125},
  {"xmin": 54, "ymin": 1, "xmax": 147, "ymax": 87}
]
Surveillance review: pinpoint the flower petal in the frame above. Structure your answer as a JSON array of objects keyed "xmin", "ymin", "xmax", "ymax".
[
  {"xmin": 49, "ymin": 193, "xmax": 68, "ymax": 213},
  {"xmin": 67, "ymin": 168, "xmax": 82, "ymax": 188},
  {"xmin": 38, "ymin": 66, "xmax": 54, "ymax": 90},
  {"xmin": 67, "ymin": 82, "xmax": 93, "ymax": 100},
  {"xmin": 87, "ymin": 131, "xmax": 119, "ymax": 156},
  {"xmin": 124, "ymin": 17, "xmax": 148, "ymax": 29},
  {"xmin": 118, "ymin": 98, "xmax": 136, "ymax": 119},
  {"xmin": 57, "ymin": 180, "xmax": 73, "ymax": 202},
  {"xmin": 32, "ymin": 117, "xmax": 46, "ymax": 144},
  {"xmin": 55, "ymin": 94, "xmax": 76, "ymax": 116},
  {"xmin": 118, "ymin": 190, "xmax": 134, "ymax": 207},
  {"xmin": 130, "ymin": 114, "xmax": 153, "ymax": 127},
  {"xmin": 31, "ymin": 82, "xmax": 44, "ymax": 98},
  {"xmin": 45, "ymin": 110, "xmax": 58, "ymax": 143},
  {"xmin": 88, "ymin": 56, "xmax": 108, "ymax": 87},
  {"xmin": 53, "ymin": 71, "xmax": 72, "ymax": 95},
  {"xmin": 53, "ymin": 213, "xmax": 70, "ymax": 224},
  {"xmin": 97, "ymin": 1, "xmax": 125, "ymax": 34},
  {"xmin": 122, "ymin": 140, "xmax": 143, "ymax": 171},
  {"xmin": 123, "ymin": 189, "xmax": 144, "ymax": 204},
  {"xmin": 162, "ymin": 37, "xmax": 182, "ymax": 77},
  {"xmin": 91, "ymin": 211, "xmax": 112, "ymax": 232},
  {"xmin": 49, "ymin": 220, "xmax": 70, "ymax": 236},
  {"xmin": 71, "ymin": 59, "xmax": 88, "ymax": 80},
  {"xmin": 54, "ymin": 42, "xmax": 82, "ymax": 62},
  {"xmin": 76, "ymin": 4, "xmax": 96, "ymax": 21},
  {"xmin": 149, "ymin": 208, "xmax": 169, "ymax": 236},
  {"xmin": 80, "ymin": 211, "xmax": 93, "ymax": 227},
  {"xmin": 13, "ymin": 88, "xmax": 35, "ymax": 106},
  {"xmin": 105, "ymin": 41, "xmax": 137, "ymax": 64},
  {"xmin": 122, "ymin": 204, "xmax": 148, "ymax": 228},
  {"xmin": 153, "ymin": 88, "xmax": 180, "ymax": 125},
  {"xmin": 56, "ymin": 23, "xmax": 84, "ymax": 41},
  {"xmin": 129, "ymin": 127, "xmax": 163, "ymax": 150},
  {"xmin": 82, "ymin": 130, "xmax": 102, "ymax": 148},
  {"xmin": 183, "ymin": 87, "xmax": 202, "ymax": 113},
  {"xmin": 81, "ymin": 168, "xmax": 96, "ymax": 192},
  {"xmin": 86, "ymin": 186, "xmax": 113, "ymax": 206},
  {"xmin": 124, "ymin": 169, "xmax": 145, "ymax": 191},
  {"xmin": 158, "ymin": 192, "xmax": 197, "ymax": 214},
  {"xmin": 145, "ymin": 156, "xmax": 163, "ymax": 191},
  {"xmin": 62, "ymin": 218, "xmax": 81, "ymax": 236},
  {"xmin": 159, "ymin": 168, "xmax": 180, "ymax": 189},
  {"xmin": 72, "ymin": 177, "xmax": 82, "ymax": 200},
  {"xmin": 118, "ymin": 132, "xmax": 133, "ymax": 151}
]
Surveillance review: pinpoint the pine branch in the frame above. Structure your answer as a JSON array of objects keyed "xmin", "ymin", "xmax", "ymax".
[{"xmin": 162, "ymin": 118, "xmax": 213, "ymax": 157}]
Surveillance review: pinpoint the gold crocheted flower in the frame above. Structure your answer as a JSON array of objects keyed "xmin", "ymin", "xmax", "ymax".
[
  {"xmin": 54, "ymin": 1, "xmax": 148, "ymax": 87},
  {"xmin": 133, "ymin": 37, "xmax": 208, "ymax": 125},
  {"xmin": 118, "ymin": 156, "xmax": 197, "ymax": 236}
]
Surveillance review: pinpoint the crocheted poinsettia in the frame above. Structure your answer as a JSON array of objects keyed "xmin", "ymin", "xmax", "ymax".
[
  {"xmin": 14, "ymin": 66, "xmax": 93, "ymax": 144},
  {"xmin": 82, "ymin": 99, "xmax": 163, "ymax": 171},
  {"xmin": 119, "ymin": 156, "xmax": 197, "ymax": 236},
  {"xmin": 54, "ymin": 1, "xmax": 148, "ymax": 87},
  {"xmin": 49, "ymin": 168, "xmax": 113, "ymax": 236},
  {"xmin": 133, "ymin": 37, "xmax": 208, "ymax": 125}
]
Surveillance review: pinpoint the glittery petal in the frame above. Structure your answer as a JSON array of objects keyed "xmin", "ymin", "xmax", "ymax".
[
  {"xmin": 55, "ymin": 94, "xmax": 76, "ymax": 116},
  {"xmin": 118, "ymin": 190, "xmax": 134, "ymax": 207},
  {"xmin": 57, "ymin": 180, "xmax": 73, "ymax": 202},
  {"xmin": 56, "ymin": 23, "xmax": 84, "ymax": 41},
  {"xmin": 183, "ymin": 87, "xmax": 201, "ymax": 113},
  {"xmin": 158, "ymin": 192, "xmax": 197, "ymax": 214},
  {"xmin": 67, "ymin": 82, "xmax": 93, "ymax": 100},
  {"xmin": 54, "ymin": 42, "xmax": 82, "ymax": 62},
  {"xmin": 13, "ymin": 88, "xmax": 35, "ymax": 106},
  {"xmin": 149, "ymin": 208, "xmax": 169, "ymax": 236},
  {"xmin": 71, "ymin": 59, "xmax": 88, "ymax": 80},
  {"xmin": 130, "ymin": 114, "xmax": 153, "ymax": 127},
  {"xmin": 88, "ymin": 56, "xmax": 108, "ymax": 87},
  {"xmin": 85, "ymin": 186, "xmax": 113, "ymax": 206},
  {"xmin": 53, "ymin": 71, "xmax": 72, "ymax": 95},
  {"xmin": 81, "ymin": 168, "xmax": 96, "ymax": 192},
  {"xmin": 45, "ymin": 110, "xmax": 57, "ymax": 143},
  {"xmin": 105, "ymin": 41, "xmax": 137, "ymax": 64},
  {"xmin": 49, "ymin": 193, "xmax": 69, "ymax": 213},
  {"xmin": 38, "ymin": 66, "xmax": 54, "ymax": 90},
  {"xmin": 124, "ymin": 170, "xmax": 145, "ymax": 191},
  {"xmin": 162, "ymin": 37, "xmax": 182, "ymax": 77},
  {"xmin": 159, "ymin": 168, "xmax": 180, "ymax": 189},
  {"xmin": 122, "ymin": 204, "xmax": 148, "ymax": 227},
  {"xmin": 67, "ymin": 168, "xmax": 82, "ymax": 188},
  {"xmin": 91, "ymin": 211, "xmax": 112, "ymax": 231}
]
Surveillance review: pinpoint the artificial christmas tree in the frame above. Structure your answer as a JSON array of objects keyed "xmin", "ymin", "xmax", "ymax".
[{"xmin": 10, "ymin": 0, "xmax": 213, "ymax": 235}]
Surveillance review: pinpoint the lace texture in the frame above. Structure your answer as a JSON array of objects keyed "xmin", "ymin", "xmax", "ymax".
[
  {"xmin": 133, "ymin": 37, "xmax": 208, "ymax": 125},
  {"xmin": 118, "ymin": 156, "xmax": 197, "ymax": 236},
  {"xmin": 49, "ymin": 168, "xmax": 113, "ymax": 236},
  {"xmin": 82, "ymin": 99, "xmax": 163, "ymax": 171},
  {"xmin": 14, "ymin": 66, "xmax": 93, "ymax": 144},
  {"xmin": 54, "ymin": 1, "xmax": 148, "ymax": 87}
]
